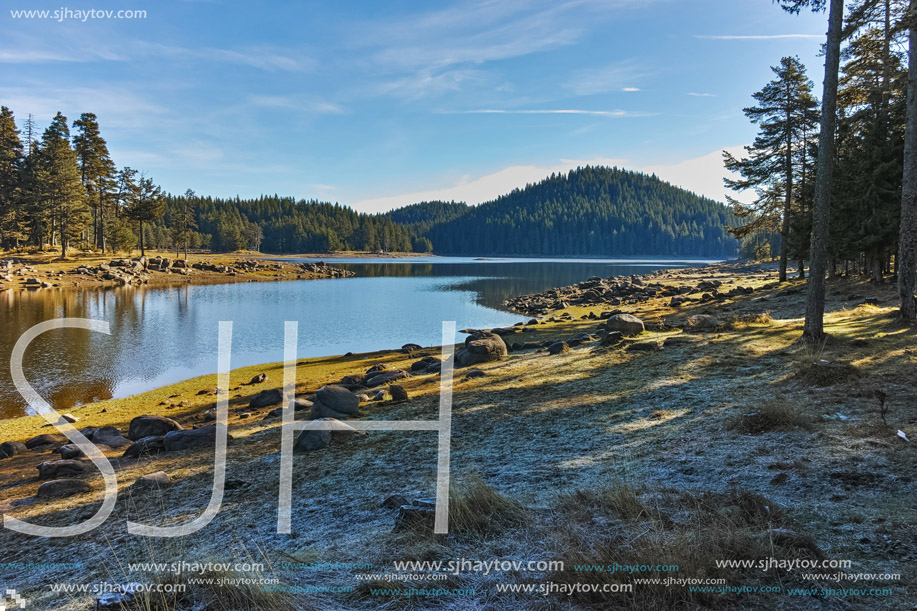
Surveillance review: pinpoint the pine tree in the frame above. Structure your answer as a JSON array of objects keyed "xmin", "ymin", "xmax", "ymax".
[
  {"xmin": 72, "ymin": 113, "xmax": 116, "ymax": 251},
  {"xmin": 38, "ymin": 112, "xmax": 88, "ymax": 258},
  {"xmin": 898, "ymin": 0, "xmax": 917, "ymax": 319},
  {"xmin": 723, "ymin": 56, "xmax": 819, "ymax": 282},
  {"xmin": 779, "ymin": 0, "xmax": 846, "ymax": 342},
  {"xmin": 124, "ymin": 174, "xmax": 164, "ymax": 256},
  {"xmin": 0, "ymin": 106, "xmax": 25, "ymax": 249},
  {"xmin": 170, "ymin": 188, "xmax": 198, "ymax": 260}
]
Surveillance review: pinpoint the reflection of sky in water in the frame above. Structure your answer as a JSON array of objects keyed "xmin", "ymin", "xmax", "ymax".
[{"xmin": 0, "ymin": 257, "xmax": 712, "ymax": 417}]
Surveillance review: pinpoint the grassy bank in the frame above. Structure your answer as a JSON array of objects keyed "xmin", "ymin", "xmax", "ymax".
[{"xmin": 0, "ymin": 262, "xmax": 914, "ymax": 610}]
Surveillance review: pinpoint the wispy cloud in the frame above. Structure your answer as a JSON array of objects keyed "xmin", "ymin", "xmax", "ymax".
[
  {"xmin": 565, "ymin": 60, "xmax": 649, "ymax": 95},
  {"xmin": 135, "ymin": 42, "xmax": 316, "ymax": 72},
  {"xmin": 248, "ymin": 95, "xmax": 345, "ymax": 114},
  {"xmin": 687, "ymin": 92, "xmax": 716, "ymax": 97},
  {"xmin": 696, "ymin": 34, "xmax": 822, "ymax": 40},
  {"xmin": 450, "ymin": 108, "xmax": 653, "ymax": 118},
  {"xmin": 622, "ymin": 87, "xmax": 641, "ymax": 92},
  {"xmin": 375, "ymin": 69, "xmax": 489, "ymax": 99}
]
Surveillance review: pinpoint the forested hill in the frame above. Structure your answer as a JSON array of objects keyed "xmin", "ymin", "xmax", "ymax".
[
  {"xmin": 409, "ymin": 166, "xmax": 740, "ymax": 257},
  {"xmin": 148, "ymin": 166, "xmax": 739, "ymax": 257}
]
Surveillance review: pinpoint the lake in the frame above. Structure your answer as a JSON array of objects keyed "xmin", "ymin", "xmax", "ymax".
[{"xmin": 0, "ymin": 257, "xmax": 714, "ymax": 418}]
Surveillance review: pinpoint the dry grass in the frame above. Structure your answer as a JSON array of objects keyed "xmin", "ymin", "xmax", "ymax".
[
  {"xmin": 727, "ymin": 399, "xmax": 812, "ymax": 434},
  {"xmin": 448, "ymin": 474, "xmax": 526, "ymax": 536}
]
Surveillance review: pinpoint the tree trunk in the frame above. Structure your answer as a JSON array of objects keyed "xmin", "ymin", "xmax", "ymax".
[
  {"xmin": 898, "ymin": 0, "xmax": 917, "ymax": 321},
  {"xmin": 139, "ymin": 219, "xmax": 145, "ymax": 256},
  {"xmin": 799, "ymin": 259, "xmax": 806, "ymax": 279},
  {"xmin": 803, "ymin": 0, "xmax": 844, "ymax": 342},
  {"xmin": 780, "ymin": 102, "xmax": 794, "ymax": 283}
]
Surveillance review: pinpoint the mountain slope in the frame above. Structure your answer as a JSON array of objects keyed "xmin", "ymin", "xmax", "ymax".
[{"xmin": 404, "ymin": 166, "xmax": 739, "ymax": 257}]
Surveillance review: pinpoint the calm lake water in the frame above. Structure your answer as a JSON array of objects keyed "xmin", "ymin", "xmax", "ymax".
[{"xmin": 0, "ymin": 257, "xmax": 714, "ymax": 418}]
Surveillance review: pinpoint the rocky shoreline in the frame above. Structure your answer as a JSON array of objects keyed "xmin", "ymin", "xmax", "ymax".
[{"xmin": 0, "ymin": 254, "xmax": 354, "ymax": 290}]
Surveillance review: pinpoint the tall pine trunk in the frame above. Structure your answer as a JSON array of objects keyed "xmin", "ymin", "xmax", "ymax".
[
  {"xmin": 898, "ymin": 0, "xmax": 917, "ymax": 321},
  {"xmin": 803, "ymin": 0, "xmax": 844, "ymax": 342},
  {"xmin": 780, "ymin": 103, "xmax": 793, "ymax": 283}
]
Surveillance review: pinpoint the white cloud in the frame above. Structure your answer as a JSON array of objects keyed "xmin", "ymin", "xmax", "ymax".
[
  {"xmin": 348, "ymin": 147, "xmax": 745, "ymax": 213},
  {"xmin": 696, "ymin": 34, "xmax": 822, "ymax": 40},
  {"xmin": 450, "ymin": 109, "xmax": 652, "ymax": 118},
  {"xmin": 622, "ymin": 87, "xmax": 641, "ymax": 92},
  {"xmin": 135, "ymin": 42, "xmax": 317, "ymax": 72},
  {"xmin": 565, "ymin": 60, "xmax": 649, "ymax": 95},
  {"xmin": 687, "ymin": 92, "xmax": 716, "ymax": 97}
]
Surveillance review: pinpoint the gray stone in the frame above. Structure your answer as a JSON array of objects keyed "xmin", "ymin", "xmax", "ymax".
[
  {"xmin": 686, "ymin": 314, "xmax": 721, "ymax": 331},
  {"xmin": 122, "ymin": 436, "xmax": 166, "ymax": 458},
  {"xmin": 455, "ymin": 331, "xmax": 507, "ymax": 367},
  {"xmin": 603, "ymin": 313, "xmax": 645, "ymax": 336},
  {"xmin": 310, "ymin": 401, "xmax": 353, "ymax": 420},
  {"xmin": 128, "ymin": 415, "xmax": 183, "ymax": 441},
  {"xmin": 37, "ymin": 459, "xmax": 85, "ymax": 479},
  {"xmin": 37, "ymin": 479, "xmax": 90, "ymax": 499},
  {"xmin": 163, "ymin": 426, "xmax": 228, "ymax": 452},
  {"xmin": 58, "ymin": 444, "xmax": 85, "ymax": 460},
  {"xmin": 389, "ymin": 385, "xmax": 408, "ymax": 402},
  {"xmin": 92, "ymin": 426, "xmax": 132, "ymax": 447},
  {"xmin": 247, "ymin": 373, "xmax": 267, "ymax": 385},
  {"xmin": 25, "ymin": 434, "xmax": 67, "ymax": 449},
  {"xmin": 249, "ymin": 388, "xmax": 283, "ymax": 408},
  {"xmin": 627, "ymin": 340, "xmax": 661, "ymax": 352},
  {"xmin": 294, "ymin": 428, "xmax": 331, "ymax": 451},
  {"xmin": 315, "ymin": 385, "xmax": 360, "ymax": 415},
  {"xmin": 131, "ymin": 471, "xmax": 170, "ymax": 490},
  {"xmin": 0, "ymin": 441, "xmax": 27, "ymax": 458},
  {"xmin": 548, "ymin": 341, "xmax": 570, "ymax": 355},
  {"xmin": 364, "ymin": 370, "xmax": 409, "ymax": 388}
]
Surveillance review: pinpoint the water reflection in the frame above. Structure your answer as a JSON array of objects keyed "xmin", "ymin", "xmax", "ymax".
[{"xmin": 0, "ymin": 257, "xmax": 711, "ymax": 418}]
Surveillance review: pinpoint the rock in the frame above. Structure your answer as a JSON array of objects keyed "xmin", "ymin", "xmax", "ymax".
[
  {"xmin": 364, "ymin": 370, "xmax": 409, "ymax": 387},
  {"xmin": 464, "ymin": 369, "xmax": 487, "ymax": 379},
  {"xmin": 247, "ymin": 373, "xmax": 267, "ymax": 385},
  {"xmin": 663, "ymin": 335, "xmax": 692, "ymax": 347},
  {"xmin": 131, "ymin": 471, "xmax": 170, "ymax": 490},
  {"xmin": 92, "ymin": 426, "xmax": 132, "ymax": 447},
  {"xmin": 389, "ymin": 385, "xmax": 409, "ymax": 402},
  {"xmin": 37, "ymin": 459, "xmax": 85, "ymax": 479},
  {"xmin": 58, "ymin": 444, "xmax": 85, "ymax": 460},
  {"xmin": 128, "ymin": 415, "xmax": 183, "ymax": 441},
  {"xmin": 381, "ymin": 494, "xmax": 410, "ymax": 509},
  {"xmin": 37, "ymin": 479, "xmax": 90, "ymax": 499},
  {"xmin": 372, "ymin": 390, "xmax": 387, "ymax": 401},
  {"xmin": 601, "ymin": 331, "xmax": 625, "ymax": 346},
  {"xmin": 292, "ymin": 398, "xmax": 314, "ymax": 411},
  {"xmin": 315, "ymin": 385, "xmax": 360, "ymax": 415},
  {"xmin": 25, "ymin": 434, "xmax": 67, "ymax": 449},
  {"xmin": 548, "ymin": 341, "xmax": 569, "ymax": 355},
  {"xmin": 294, "ymin": 428, "xmax": 331, "ymax": 451},
  {"xmin": 627, "ymin": 340, "xmax": 661, "ymax": 352},
  {"xmin": 122, "ymin": 436, "xmax": 166, "ymax": 458},
  {"xmin": 340, "ymin": 374, "xmax": 364, "ymax": 386},
  {"xmin": 0, "ymin": 441, "xmax": 27, "ymax": 458},
  {"xmin": 310, "ymin": 402, "xmax": 353, "ymax": 420},
  {"xmin": 366, "ymin": 363, "xmax": 395, "ymax": 374},
  {"xmin": 411, "ymin": 356, "xmax": 440, "ymax": 371},
  {"xmin": 96, "ymin": 583, "xmax": 144, "ymax": 609},
  {"xmin": 401, "ymin": 343, "xmax": 422, "ymax": 353},
  {"xmin": 602, "ymin": 314, "xmax": 645, "ymax": 336},
  {"xmin": 686, "ymin": 314, "xmax": 721, "ymax": 331},
  {"xmin": 455, "ymin": 331, "xmax": 508, "ymax": 367},
  {"xmin": 249, "ymin": 388, "xmax": 283, "ymax": 408},
  {"xmin": 163, "ymin": 426, "xmax": 227, "ymax": 452},
  {"xmin": 61, "ymin": 413, "xmax": 79, "ymax": 423}
]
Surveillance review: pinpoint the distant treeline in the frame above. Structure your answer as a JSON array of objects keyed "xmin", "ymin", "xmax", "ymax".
[{"xmin": 0, "ymin": 106, "xmax": 739, "ymax": 257}]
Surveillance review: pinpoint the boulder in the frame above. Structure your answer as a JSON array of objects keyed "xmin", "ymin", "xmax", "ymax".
[
  {"xmin": 686, "ymin": 314, "xmax": 721, "ymax": 331},
  {"xmin": 315, "ymin": 385, "xmax": 360, "ymax": 415},
  {"xmin": 0, "ymin": 441, "xmax": 27, "ymax": 458},
  {"xmin": 122, "ymin": 436, "xmax": 166, "ymax": 459},
  {"xmin": 92, "ymin": 426, "xmax": 132, "ymax": 448},
  {"xmin": 58, "ymin": 444, "xmax": 85, "ymax": 460},
  {"xmin": 603, "ymin": 314, "xmax": 645, "ymax": 336},
  {"xmin": 455, "ymin": 332, "xmax": 507, "ymax": 367},
  {"xmin": 601, "ymin": 331, "xmax": 625, "ymax": 346},
  {"xmin": 131, "ymin": 471, "xmax": 170, "ymax": 491},
  {"xmin": 294, "ymin": 428, "xmax": 331, "ymax": 452},
  {"xmin": 128, "ymin": 415, "xmax": 183, "ymax": 441},
  {"xmin": 464, "ymin": 369, "xmax": 487, "ymax": 379},
  {"xmin": 249, "ymin": 388, "xmax": 283, "ymax": 408},
  {"xmin": 310, "ymin": 402, "xmax": 353, "ymax": 420},
  {"xmin": 411, "ymin": 356, "xmax": 440, "ymax": 372},
  {"xmin": 389, "ymin": 385, "xmax": 409, "ymax": 402},
  {"xmin": 401, "ymin": 343, "xmax": 422, "ymax": 353},
  {"xmin": 548, "ymin": 341, "xmax": 570, "ymax": 355},
  {"xmin": 627, "ymin": 340, "xmax": 661, "ymax": 352},
  {"xmin": 37, "ymin": 459, "xmax": 85, "ymax": 479},
  {"xmin": 163, "ymin": 426, "xmax": 227, "ymax": 452},
  {"xmin": 246, "ymin": 373, "xmax": 267, "ymax": 385},
  {"xmin": 364, "ymin": 370, "xmax": 409, "ymax": 387},
  {"xmin": 25, "ymin": 434, "xmax": 67, "ymax": 449},
  {"xmin": 37, "ymin": 479, "xmax": 90, "ymax": 499}
]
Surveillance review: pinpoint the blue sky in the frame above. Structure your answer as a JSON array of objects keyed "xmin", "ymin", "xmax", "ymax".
[{"xmin": 2, "ymin": 0, "xmax": 828, "ymax": 212}]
